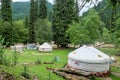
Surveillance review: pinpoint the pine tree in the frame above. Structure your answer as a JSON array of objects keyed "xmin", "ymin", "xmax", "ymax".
[
  {"xmin": 1, "ymin": 0, "xmax": 12, "ymax": 22},
  {"xmin": 35, "ymin": 0, "xmax": 39, "ymax": 21},
  {"xmin": 48, "ymin": 11, "xmax": 53, "ymax": 22},
  {"xmin": 52, "ymin": 0, "xmax": 76, "ymax": 47},
  {"xmin": 29, "ymin": 0, "xmax": 36, "ymax": 43},
  {"xmin": 24, "ymin": 16, "xmax": 29, "ymax": 28},
  {"xmin": 39, "ymin": 0, "xmax": 47, "ymax": 19}
]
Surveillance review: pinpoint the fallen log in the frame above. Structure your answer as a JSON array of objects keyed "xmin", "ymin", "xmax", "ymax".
[
  {"xmin": 43, "ymin": 62, "xmax": 54, "ymax": 64},
  {"xmin": 115, "ymin": 53, "xmax": 120, "ymax": 56}
]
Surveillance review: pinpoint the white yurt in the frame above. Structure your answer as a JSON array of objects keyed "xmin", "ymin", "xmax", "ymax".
[
  {"xmin": 68, "ymin": 45, "xmax": 110, "ymax": 73},
  {"xmin": 11, "ymin": 44, "xmax": 25, "ymax": 53},
  {"xmin": 39, "ymin": 42, "xmax": 52, "ymax": 52}
]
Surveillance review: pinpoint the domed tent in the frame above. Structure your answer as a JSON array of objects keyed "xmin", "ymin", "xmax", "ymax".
[
  {"xmin": 39, "ymin": 42, "xmax": 52, "ymax": 52},
  {"xmin": 68, "ymin": 45, "xmax": 110, "ymax": 73}
]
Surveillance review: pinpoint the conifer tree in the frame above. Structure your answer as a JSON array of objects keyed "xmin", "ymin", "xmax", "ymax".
[
  {"xmin": 1, "ymin": 0, "xmax": 12, "ymax": 22},
  {"xmin": 39, "ymin": 0, "xmax": 47, "ymax": 19},
  {"xmin": 52, "ymin": 0, "xmax": 76, "ymax": 47},
  {"xmin": 35, "ymin": 0, "xmax": 39, "ymax": 21},
  {"xmin": 29, "ymin": 0, "xmax": 36, "ymax": 43},
  {"xmin": 24, "ymin": 16, "xmax": 29, "ymax": 28}
]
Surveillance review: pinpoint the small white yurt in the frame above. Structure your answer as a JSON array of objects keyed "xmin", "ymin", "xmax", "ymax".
[
  {"xmin": 11, "ymin": 44, "xmax": 25, "ymax": 53},
  {"xmin": 39, "ymin": 42, "xmax": 52, "ymax": 52},
  {"xmin": 68, "ymin": 45, "xmax": 110, "ymax": 73}
]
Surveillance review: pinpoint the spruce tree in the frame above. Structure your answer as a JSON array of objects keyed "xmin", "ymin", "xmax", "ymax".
[
  {"xmin": 39, "ymin": 0, "xmax": 47, "ymax": 19},
  {"xmin": 1, "ymin": 0, "xmax": 12, "ymax": 22},
  {"xmin": 52, "ymin": 0, "xmax": 76, "ymax": 47},
  {"xmin": 35, "ymin": 0, "xmax": 39, "ymax": 21},
  {"xmin": 29, "ymin": 0, "xmax": 36, "ymax": 43},
  {"xmin": 24, "ymin": 16, "xmax": 29, "ymax": 28}
]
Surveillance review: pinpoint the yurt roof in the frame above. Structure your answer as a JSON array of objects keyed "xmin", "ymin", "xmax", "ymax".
[
  {"xmin": 39, "ymin": 42, "xmax": 52, "ymax": 48},
  {"xmin": 68, "ymin": 45, "xmax": 110, "ymax": 63}
]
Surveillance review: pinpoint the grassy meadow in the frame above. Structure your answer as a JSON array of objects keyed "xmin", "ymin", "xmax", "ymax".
[{"xmin": 0, "ymin": 48, "xmax": 120, "ymax": 80}]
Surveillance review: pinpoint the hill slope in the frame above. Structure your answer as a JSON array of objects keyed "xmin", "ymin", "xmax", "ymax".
[{"xmin": 12, "ymin": 2, "xmax": 52, "ymax": 20}]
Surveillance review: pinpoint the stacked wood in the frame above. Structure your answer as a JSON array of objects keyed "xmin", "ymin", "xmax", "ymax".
[
  {"xmin": 57, "ymin": 68, "xmax": 91, "ymax": 76},
  {"xmin": 47, "ymin": 67, "xmax": 91, "ymax": 80}
]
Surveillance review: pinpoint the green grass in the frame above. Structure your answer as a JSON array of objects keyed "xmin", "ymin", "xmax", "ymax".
[
  {"xmin": 0, "ymin": 48, "xmax": 120, "ymax": 80},
  {"xmin": 1, "ymin": 49, "xmax": 73, "ymax": 80}
]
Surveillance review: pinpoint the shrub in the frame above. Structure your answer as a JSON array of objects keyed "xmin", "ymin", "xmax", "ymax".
[
  {"xmin": 35, "ymin": 58, "xmax": 42, "ymax": 64},
  {"xmin": 21, "ymin": 64, "xmax": 30, "ymax": 79},
  {"xmin": 0, "ymin": 35, "xmax": 11, "ymax": 66},
  {"xmin": 12, "ymin": 48, "xmax": 19, "ymax": 66}
]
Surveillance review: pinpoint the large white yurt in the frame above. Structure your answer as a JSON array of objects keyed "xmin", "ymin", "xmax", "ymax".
[
  {"xmin": 68, "ymin": 45, "xmax": 110, "ymax": 73},
  {"xmin": 39, "ymin": 42, "xmax": 52, "ymax": 52}
]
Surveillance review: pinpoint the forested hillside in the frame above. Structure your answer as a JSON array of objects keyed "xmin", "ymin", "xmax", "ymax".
[{"xmin": 12, "ymin": 2, "xmax": 52, "ymax": 20}]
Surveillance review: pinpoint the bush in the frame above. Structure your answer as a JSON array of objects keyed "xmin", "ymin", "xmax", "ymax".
[
  {"xmin": 0, "ymin": 35, "xmax": 11, "ymax": 66},
  {"xmin": 12, "ymin": 48, "xmax": 19, "ymax": 66},
  {"xmin": 0, "ymin": 21, "xmax": 29, "ymax": 46}
]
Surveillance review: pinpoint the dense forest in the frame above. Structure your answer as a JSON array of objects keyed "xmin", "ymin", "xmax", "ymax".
[{"xmin": 0, "ymin": 0, "xmax": 119, "ymax": 47}]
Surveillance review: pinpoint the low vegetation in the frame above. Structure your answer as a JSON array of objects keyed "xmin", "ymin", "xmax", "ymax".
[{"xmin": 0, "ymin": 48, "xmax": 120, "ymax": 80}]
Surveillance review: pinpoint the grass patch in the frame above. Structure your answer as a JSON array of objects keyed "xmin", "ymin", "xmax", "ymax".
[{"xmin": 0, "ymin": 48, "xmax": 120, "ymax": 80}]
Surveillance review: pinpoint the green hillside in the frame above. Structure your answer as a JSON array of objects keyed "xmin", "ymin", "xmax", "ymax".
[{"xmin": 12, "ymin": 2, "xmax": 52, "ymax": 20}]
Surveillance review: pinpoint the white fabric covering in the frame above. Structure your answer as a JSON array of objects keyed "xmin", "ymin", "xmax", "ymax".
[
  {"xmin": 68, "ymin": 45, "xmax": 110, "ymax": 72},
  {"xmin": 39, "ymin": 42, "xmax": 52, "ymax": 52}
]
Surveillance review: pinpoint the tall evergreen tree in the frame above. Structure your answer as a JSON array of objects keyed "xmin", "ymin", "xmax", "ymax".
[
  {"xmin": 48, "ymin": 11, "xmax": 53, "ymax": 22},
  {"xmin": 29, "ymin": 0, "xmax": 36, "ymax": 43},
  {"xmin": 24, "ymin": 16, "xmax": 29, "ymax": 28},
  {"xmin": 39, "ymin": 0, "xmax": 47, "ymax": 19},
  {"xmin": 35, "ymin": 0, "xmax": 39, "ymax": 20},
  {"xmin": 52, "ymin": 0, "xmax": 76, "ymax": 47},
  {"xmin": 1, "ymin": 0, "xmax": 12, "ymax": 22}
]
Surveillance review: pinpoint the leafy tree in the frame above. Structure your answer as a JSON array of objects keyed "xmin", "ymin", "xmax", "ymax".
[
  {"xmin": 66, "ymin": 21, "xmax": 90, "ymax": 46},
  {"xmin": 14, "ymin": 20, "xmax": 29, "ymax": 44},
  {"xmin": 34, "ymin": 19, "xmax": 52, "ymax": 44},
  {"xmin": 82, "ymin": 9, "xmax": 105, "ymax": 43},
  {"xmin": 39, "ymin": 0, "xmax": 47, "ymax": 19},
  {"xmin": 67, "ymin": 9, "xmax": 105, "ymax": 45},
  {"xmin": 0, "ymin": 21, "xmax": 28, "ymax": 45},
  {"xmin": 0, "ymin": 22, "xmax": 14, "ymax": 45},
  {"xmin": 29, "ymin": 0, "xmax": 36, "ymax": 43},
  {"xmin": 1, "ymin": 0, "xmax": 12, "ymax": 22}
]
